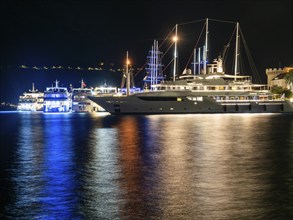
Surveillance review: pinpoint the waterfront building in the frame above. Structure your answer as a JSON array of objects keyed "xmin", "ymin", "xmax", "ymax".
[{"xmin": 266, "ymin": 67, "xmax": 293, "ymax": 89}]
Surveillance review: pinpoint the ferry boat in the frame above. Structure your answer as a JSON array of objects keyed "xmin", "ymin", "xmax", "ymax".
[
  {"xmin": 89, "ymin": 18, "xmax": 293, "ymax": 114},
  {"xmin": 43, "ymin": 80, "xmax": 71, "ymax": 112},
  {"xmin": 17, "ymin": 83, "xmax": 44, "ymax": 111},
  {"xmin": 71, "ymin": 79, "xmax": 100, "ymax": 112}
]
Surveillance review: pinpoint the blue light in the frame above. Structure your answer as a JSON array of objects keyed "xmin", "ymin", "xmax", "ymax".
[{"xmin": 39, "ymin": 114, "xmax": 78, "ymax": 219}]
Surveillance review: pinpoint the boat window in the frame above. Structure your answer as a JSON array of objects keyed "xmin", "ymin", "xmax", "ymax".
[{"xmin": 186, "ymin": 96, "xmax": 203, "ymax": 101}]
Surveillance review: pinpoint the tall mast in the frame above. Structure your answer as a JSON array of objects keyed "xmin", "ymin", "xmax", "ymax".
[
  {"xmin": 32, "ymin": 83, "xmax": 35, "ymax": 92},
  {"xmin": 234, "ymin": 22, "xmax": 240, "ymax": 77},
  {"xmin": 126, "ymin": 51, "xmax": 130, "ymax": 96},
  {"xmin": 203, "ymin": 45, "xmax": 206, "ymax": 74},
  {"xmin": 151, "ymin": 43, "xmax": 154, "ymax": 86},
  {"xmin": 154, "ymin": 40, "xmax": 158, "ymax": 84},
  {"xmin": 173, "ymin": 24, "xmax": 178, "ymax": 81},
  {"xmin": 204, "ymin": 18, "xmax": 209, "ymax": 74},
  {"xmin": 198, "ymin": 47, "xmax": 201, "ymax": 74},
  {"xmin": 145, "ymin": 40, "xmax": 163, "ymax": 89},
  {"xmin": 193, "ymin": 48, "xmax": 196, "ymax": 75}
]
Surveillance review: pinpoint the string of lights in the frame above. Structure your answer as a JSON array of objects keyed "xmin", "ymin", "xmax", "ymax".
[{"xmin": 16, "ymin": 65, "xmax": 124, "ymax": 72}]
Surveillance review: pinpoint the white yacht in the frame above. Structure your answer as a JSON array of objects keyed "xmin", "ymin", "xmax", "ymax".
[
  {"xmin": 89, "ymin": 18, "xmax": 293, "ymax": 114},
  {"xmin": 17, "ymin": 83, "xmax": 44, "ymax": 111}
]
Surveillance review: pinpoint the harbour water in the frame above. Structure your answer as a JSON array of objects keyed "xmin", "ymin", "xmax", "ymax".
[{"xmin": 0, "ymin": 112, "xmax": 293, "ymax": 219}]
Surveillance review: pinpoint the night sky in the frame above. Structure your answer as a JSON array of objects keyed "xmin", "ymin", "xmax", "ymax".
[{"xmin": 0, "ymin": 0, "xmax": 292, "ymax": 103}]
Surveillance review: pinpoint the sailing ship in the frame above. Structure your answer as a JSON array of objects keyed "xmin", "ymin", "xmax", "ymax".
[
  {"xmin": 89, "ymin": 18, "xmax": 293, "ymax": 114},
  {"xmin": 43, "ymin": 80, "xmax": 71, "ymax": 112},
  {"xmin": 17, "ymin": 83, "xmax": 44, "ymax": 111}
]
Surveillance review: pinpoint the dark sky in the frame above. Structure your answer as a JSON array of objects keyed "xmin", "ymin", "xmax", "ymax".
[{"xmin": 0, "ymin": 0, "xmax": 292, "ymax": 102}]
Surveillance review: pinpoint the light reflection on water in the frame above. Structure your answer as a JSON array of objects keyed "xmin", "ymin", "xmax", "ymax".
[
  {"xmin": 0, "ymin": 112, "xmax": 293, "ymax": 219},
  {"xmin": 80, "ymin": 127, "xmax": 121, "ymax": 219}
]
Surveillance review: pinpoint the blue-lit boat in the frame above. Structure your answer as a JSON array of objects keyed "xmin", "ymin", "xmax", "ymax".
[{"xmin": 43, "ymin": 80, "xmax": 71, "ymax": 113}]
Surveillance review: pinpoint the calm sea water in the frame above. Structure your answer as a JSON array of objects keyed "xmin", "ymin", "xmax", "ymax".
[{"xmin": 0, "ymin": 112, "xmax": 293, "ymax": 219}]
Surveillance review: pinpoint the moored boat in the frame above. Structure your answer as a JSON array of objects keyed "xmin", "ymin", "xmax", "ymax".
[
  {"xmin": 43, "ymin": 80, "xmax": 71, "ymax": 112},
  {"xmin": 89, "ymin": 18, "xmax": 293, "ymax": 114},
  {"xmin": 17, "ymin": 83, "xmax": 44, "ymax": 111},
  {"xmin": 71, "ymin": 79, "xmax": 101, "ymax": 112}
]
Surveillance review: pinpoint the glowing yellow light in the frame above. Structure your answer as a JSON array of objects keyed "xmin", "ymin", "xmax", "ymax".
[
  {"xmin": 173, "ymin": 36, "xmax": 178, "ymax": 42},
  {"xmin": 127, "ymin": 59, "xmax": 130, "ymax": 65}
]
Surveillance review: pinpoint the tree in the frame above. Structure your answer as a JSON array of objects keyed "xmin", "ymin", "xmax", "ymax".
[
  {"xmin": 284, "ymin": 88, "xmax": 293, "ymax": 99},
  {"xmin": 271, "ymin": 85, "xmax": 293, "ymax": 99},
  {"xmin": 271, "ymin": 85, "xmax": 284, "ymax": 94},
  {"xmin": 284, "ymin": 69, "xmax": 293, "ymax": 90}
]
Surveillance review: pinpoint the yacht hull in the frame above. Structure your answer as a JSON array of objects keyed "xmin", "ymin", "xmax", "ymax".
[{"xmin": 89, "ymin": 95, "xmax": 293, "ymax": 115}]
